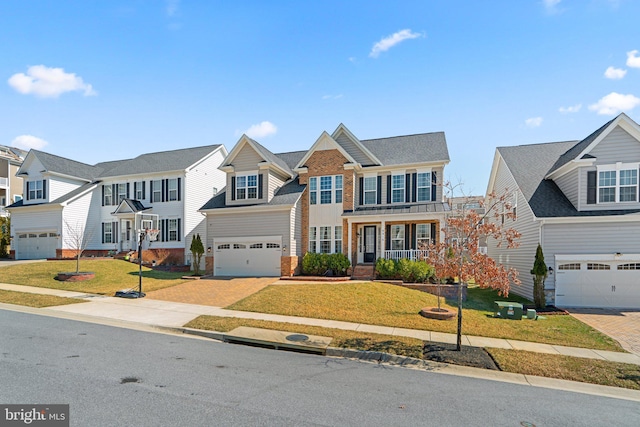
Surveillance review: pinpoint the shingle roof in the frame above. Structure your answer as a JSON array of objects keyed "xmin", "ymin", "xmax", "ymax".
[
  {"xmin": 50, "ymin": 182, "xmax": 99, "ymax": 204},
  {"xmin": 361, "ymin": 132, "xmax": 450, "ymax": 166},
  {"xmin": 498, "ymin": 141, "xmax": 640, "ymax": 217},
  {"xmin": 275, "ymin": 150, "xmax": 306, "ymax": 170},
  {"xmin": 200, "ymin": 177, "xmax": 305, "ymax": 211},
  {"xmin": 31, "ymin": 150, "xmax": 101, "ymax": 180}
]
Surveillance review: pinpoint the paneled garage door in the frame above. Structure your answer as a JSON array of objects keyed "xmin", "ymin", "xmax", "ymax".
[
  {"xmin": 214, "ymin": 237, "xmax": 282, "ymax": 277},
  {"xmin": 555, "ymin": 255, "xmax": 640, "ymax": 309},
  {"xmin": 15, "ymin": 232, "xmax": 57, "ymax": 260}
]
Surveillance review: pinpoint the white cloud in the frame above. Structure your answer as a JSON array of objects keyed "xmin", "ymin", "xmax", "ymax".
[
  {"xmin": 604, "ymin": 66, "xmax": 627, "ymax": 80},
  {"xmin": 166, "ymin": 0, "xmax": 179, "ymax": 16},
  {"xmin": 543, "ymin": 0, "xmax": 562, "ymax": 14},
  {"xmin": 589, "ymin": 92, "xmax": 640, "ymax": 115},
  {"xmin": 525, "ymin": 117, "xmax": 543, "ymax": 128},
  {"xmin": 243, "ymin": 121, "xmax": 278, "ymax": 139},
  {"xmin": 8, "ymin": 65, "xmax": 96, "ymax": 98},
  {"xmin": 369, "ymin": 29, "xmax": 423, "ymax": 58},
  {"xmin": 11, "ymin": 135, "xmax": 48, "ymax": 150},
  {"xmin": 627, "ymin": 50, "xmax": 640, "ymax": 68},
  {"xmin": 559, "ymin": 104, "xmax": 582, "ymax": 114}
]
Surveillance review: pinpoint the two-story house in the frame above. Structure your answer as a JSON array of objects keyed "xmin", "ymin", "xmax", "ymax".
[
  {"xmin": 486, "ymin": 113, "xmax": 640, "ymax": 309},
  {"xmin": 7, "ymin": 145, "xmax": 227, "ymax": 265},
  {"xmin": 0, "ymin": 144, "xmax": 26, "ymax": 217},
  {"xmin": 200, "ymin": 124, "xmax": 450, "ymax": 277}
]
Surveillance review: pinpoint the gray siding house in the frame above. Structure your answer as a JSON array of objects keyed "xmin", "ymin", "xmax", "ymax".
[{"xmin": 486, "ymin": 113, "xmax": 640, "ymax": 308}]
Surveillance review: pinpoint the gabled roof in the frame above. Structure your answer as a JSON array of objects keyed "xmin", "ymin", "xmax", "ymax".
[
  {"xmin": 200, "ymin": 177, "xmax": 305, "ymax": 211},
  {"xmin": 361, "ymin": 132, "xmax": 450, "ymax": 166},
  {"xmin": 331, "ymin": 124, "xmax": 381, "ymax": 166},
  {"xmin": 293, "ymin": 131, "xmax": 361, "ymax": 171},
  {"xmin": 222, "ymin": 135, "xmax": 294, "ymax": 178},
  {"xmin": 23, "ymin": 150, "xmax": 101, "ymax": 181},
  {"xmin": 112, "ymin": 198, "xmax": 149, "ymax": 214}
]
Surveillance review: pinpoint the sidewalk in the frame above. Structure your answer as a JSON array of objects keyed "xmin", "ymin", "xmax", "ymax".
[{"xmin": 2, "ymin": 282, "xmax": 639, "ymax": 366}]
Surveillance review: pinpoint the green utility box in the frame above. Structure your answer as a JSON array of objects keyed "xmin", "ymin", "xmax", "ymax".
[{"xmin": 494, "ymin": 301, "xmax": 523, "ymax": 320}]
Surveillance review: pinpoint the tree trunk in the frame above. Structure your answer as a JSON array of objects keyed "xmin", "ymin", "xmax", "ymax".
[{"xmin": 456, "ymin": 280, "xmax": 463, "ymax": 351}]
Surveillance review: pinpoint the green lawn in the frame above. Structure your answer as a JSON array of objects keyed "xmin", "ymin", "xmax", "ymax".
[
  {"xmin": 0, "ymin": 289, "xmax": 87, "ymax": 308},
  {"xmin": 0, "ymin": 259, "xmax": 189, "ymax": 294},
  {"xmin": 227, "ymin": 282, "xmax": 623, "ymax": 351}
]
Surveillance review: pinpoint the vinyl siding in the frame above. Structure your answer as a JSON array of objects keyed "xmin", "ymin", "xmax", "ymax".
[
  {"xmin": 11, "ymin": 207, "xmax": 62, "ymax": 235},
  {"xmin": 335, "ymin": 133, "xmax": 373, "ymax": 165},
  {"xmin": 487, "ymin": 155, "xmax": 541, "ymax": 301},
  {"xmin": 231, "ymin": 144, "xmax": 263, "ymax": 172},
  {"xmin": 267, "ymin": 171, "xmax": 286, "ymax": 203},
  {"xmin": 554, "ymin": 168, "xmax": 579, "ymax": 209},
  {"xmin": 48, "ymin": 175, "xmax": 84, "ymax": 202},
  {"xmin": 21, "ymin": 157, "xmax": 45, "ymax": 205},
  {"xmin": 61, "ymin": 192, "xmax": 93, "ymax": 250},
  {"xmin": 207, "ymin": 209, "xmax": 292, "ymax": 245},
  {"xmin": 290, "ymin": 200, "xmax": 302, "ymax": 256}
]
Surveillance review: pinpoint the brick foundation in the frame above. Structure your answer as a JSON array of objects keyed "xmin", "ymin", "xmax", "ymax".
[
  {"xmin": 280, "ymin": 256, "xmax": 300, "ymax": 277},
  {"xmin": 205, "ymin": 255, "xmax": 214, "ymax": 275}
]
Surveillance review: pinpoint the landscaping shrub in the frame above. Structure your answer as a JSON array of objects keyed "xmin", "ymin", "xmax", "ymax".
[
  {"xmin": 375, "ymin": 258, "xmax": 398, "ymax": 279},
  {"xmin": 302, "ymin": 252, "xmax": 350, "ymax": 276},
  {"xmin": 376, "ymin": 258, "xmax": 433, "ymax": 283}
]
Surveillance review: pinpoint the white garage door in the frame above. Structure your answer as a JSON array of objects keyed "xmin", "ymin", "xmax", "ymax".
[
  {"xmin": 214, "ymin": 237, "xmax": 282, "ymax": 277},
  {"xmin": 15, "ymin": 232, "xmax": 57, "ymax": 260},
  {"xmin": 555, "ymin": 255, "xmax": 640, "ymax": 309}
]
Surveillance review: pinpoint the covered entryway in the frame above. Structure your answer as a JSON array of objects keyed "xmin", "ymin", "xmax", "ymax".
[
  {"xmin": 555, "ymin": 255, "xmax": 640, "ymax": 309},
  {"xmin": 15, "ymin": 231, "xmax": 57, "ymax": 259},
  {"xmin": 214, "ymin": 236, "xmax": 282, "ymax": 277}
]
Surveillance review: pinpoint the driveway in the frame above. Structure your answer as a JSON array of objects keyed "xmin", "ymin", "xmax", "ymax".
[
  {"xmin": 0, "ymin": 259, "xmax": 46, "ymax": 267},
  {"xmin": 145, "ymin": 277, "xmax": 278, "ymax": 307},
  {"xmin": 568, "ymin": 308, "xmax": 640, "ymax": 356}
]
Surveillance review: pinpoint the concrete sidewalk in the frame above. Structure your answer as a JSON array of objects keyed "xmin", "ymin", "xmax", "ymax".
[{"xmin": 2, "ymin": 282, "xmax": 639, "ymax": 366}]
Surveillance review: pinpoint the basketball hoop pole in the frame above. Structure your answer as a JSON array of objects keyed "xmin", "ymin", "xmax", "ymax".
[{"xmin": 137, "ymin": 230, "xmax": 146, "ymax": 298}]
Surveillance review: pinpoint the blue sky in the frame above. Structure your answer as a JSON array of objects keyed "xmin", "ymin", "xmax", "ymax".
[{"xmin": 2, "ymin": 0, "xmax": 640, "ymax": 195}]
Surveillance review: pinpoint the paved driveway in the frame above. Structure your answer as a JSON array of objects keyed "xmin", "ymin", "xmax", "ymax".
[
  {"xmin": 145, "ymin": 277, "xmax": 278, "ymax": 307},
  {"xmin": 568, "ymin": 308, "xmax": 640, "ymax": 356},
  {"xmin": 0, "ymin": 259, "xmax": 46, "ymax": 267}
]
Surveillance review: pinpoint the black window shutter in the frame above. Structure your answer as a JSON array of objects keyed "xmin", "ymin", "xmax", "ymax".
[
  {"xmin": 162, "ymin": 179, "xmax": 166, "ymax": 202},
  {"xmin": 404, "ymin": 224, "xmax": 410, "ymax": 250},
  {"xmin": 231, "ymin": 176, "xmax": 236, "ymax": 201},
  {"xmin": 42, "ymin": 180, "xmax": 47, "ymax": 199},
  {"xmin": 358, "ymin": 177, "xmax": 363, "ymax": 205},
  {"xmin": 430, "ymin": 223, "xmax": 437, "ymax": 244},
  {"xmin": 113, "ymin": 222, "xmax": 118, "ymax": 243},
  {"xmin": 26, "ymin": 182, "xmax": 30, "ymax": 200},
  {"xmin": 258, "ymin": 174, "xmax": 264, "ymax": 199},
  {"xmin": 431, "ymin": 172, "xmax": 437, "ymax": 202},
  {"xmin": 412, "ymin": 173, "xmax": 417, "ymax": 202},
  {"xmin": 111, "ymin": 184, "xmax": 116, "ymax": 205},
  {"xmin": 161, "ymin": 219, "xmax": 166, "ymax": 242},
  {"xmin": 386, "ymin": 175, "xmax": 392, "ymax": 204},
  {"xmin": 142, "ymin": 181, "xmax": 146, "ymax": 200},
  {"xmin": 149, "ymin": 181, "xmax": 153, "ymax": 204},
  {"xmin": 177, "ymin": 177, "xmax": 182, "ymax": 201},
  {"xmin": 101, "ymin": 223, "xmax": 105, "ymax": 244},
  {"xmin": 177, "ymin": 218, "xmax": 181, "ymax": 242},
  {"xmin": 587, "ymin": 171, "xmax": 597, "ymax": 205},
  {"xmin": 133, "ymin": 182, "xmax": 137, "ymax": 200},
  {"xmin": 405, "ymin": 174, "xmax": 411, "ymax": 203},
  {"xmin": 411, "ymin": 224, "xmax": 417, "ymax": 249},
  {"xmin": 126, "ymin": 183, "xmax": 130, "ymax": 199},
  {"xmin": 377, "ymin": 176, "xmax": 382, "ymax": 205},
  {"xmin": 101, "ymin": 185, "xmax": 105, "ymax": 206},
  {"xmin": 385, "ymin": 224, "xmax": 391, "ymax": 250}
]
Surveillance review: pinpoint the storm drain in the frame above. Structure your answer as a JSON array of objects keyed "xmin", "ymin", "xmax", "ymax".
[{"xmin": 224, "ymin": 327, "xmax": 332, "ymax": 355}]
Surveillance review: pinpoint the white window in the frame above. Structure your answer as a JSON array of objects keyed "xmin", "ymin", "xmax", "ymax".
[
  {"xmin": 236, "ymin": 174, "xmax": 258, "ymax": 200},
  {"xmin": 334, "ymin": 226, "xmax": 342, "ymax": 253},
  {"xmin": 135, "ymin": 181, "xmax": 144, "ymax": 199},
  {"xmin": 103, "ymin": 222, "xmax": 113, "ymax": 244},
  {"xmin": 168, "ymin": 178, "xmax": 178, "ymax": 201},
  {"xmin": 335, "ymin": 175, "xmax": 343, "ymax": 203},
  {"xmin": 117, "ymin": 183, "xmax": 127, "ymax": 202},
  {"xmin": 167, "ymin": 219, "xmax": 178, "ymax": 241},
  {"xmin": 597, "ymin": 163, "xmax": 639, "ymax": 203},
  {"xmin": 417, "ymin": 172, "xmax": 431, "ymax": 202},
  {"xmin": 28, "ymin": 180, "xmax": 43, "ymax": 200},
  {"xmin": 320, "ymin": 176, "xmax": 332, "ymax": 204},
  {"xmin": 392, "ymin": 174, "xmax": 405, "ymax": 203},
  {"xmin": 390, "ymin": 225, "xmax": 404, "ymax": 250},
  {"xmin": 103, "ymin": 185, "xmax": 112, "ymax": 205},
  {"xmin": 319, "ymin": 226, "xmax": 331, "ymax": 253},
  {"xmin": 416, "ymin": 224, "xmax": 431, "ymax": 249},
  {"xmin": 152, "ymin": 180, "xmax": 162, "ymax": 202},
  {"xmin": 14, "ymin": 195, "xmax": 22, "ymax": 203},
  {"xmin": 364, "ymin": 176, "xmax": 376, "ymax": 205},
  {"xmin": 309, "ymin": 226, "xmax": 317, "ymax": 252},
  {"xmin": 309, "ymin": 177, "xmax": 317, "ymax": 205}
]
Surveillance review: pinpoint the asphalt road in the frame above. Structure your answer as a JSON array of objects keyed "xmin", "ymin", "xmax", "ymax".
[{"xmin": 0, "ymin": 310, "xmax": 638, "ymax": 426}]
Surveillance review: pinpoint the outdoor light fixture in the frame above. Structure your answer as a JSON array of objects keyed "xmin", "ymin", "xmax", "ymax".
[{"xmin": 207, "ymin": 246, "xmax": 212, "ymax": 253}]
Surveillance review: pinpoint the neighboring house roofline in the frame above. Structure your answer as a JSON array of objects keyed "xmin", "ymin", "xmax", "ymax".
[{"xmin": 184, "ymin": 145, "xmax": 228, "ymax": 172}]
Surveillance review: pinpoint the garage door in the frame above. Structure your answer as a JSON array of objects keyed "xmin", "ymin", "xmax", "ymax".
[
  {"xmin": 214, "ymin": 237, "xmax": 282, "ymax": 277},
  {"xmin": 555, "ymin": 256, "xmax": 640, "ymax": 309},
  {"xmin": 15, "ymin": 232, "xmax": 57, "ymax": 260}
]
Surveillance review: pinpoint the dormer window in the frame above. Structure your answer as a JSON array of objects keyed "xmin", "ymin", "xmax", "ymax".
[
  {"xmin": 27, "ymin": 180, "xmax": 44, "ymax": 200},
  {"xmin": 236, "ymin": 174, "xmax": 258, "ymax": 200},
  {"xmin": 596, "ymin": 163, "xmax": 638, "ymax": 203}
]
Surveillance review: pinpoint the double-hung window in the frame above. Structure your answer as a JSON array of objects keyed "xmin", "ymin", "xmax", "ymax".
[
  {"xmin": 620, "ymin": 169, "xmax": 638, "ymax": 202},
  {"xmin": 392, "ymin": 174, "xmax": 404, "ymax": 203},
  {"xmin": 236, "ymin": 174, "xmax": 258, "ymax": 200},
  {"xmin": 103, "ymin": 185, "xmax": 113, "ymax": 205},
  {"xmin": 598, "ymin": 170, "xmax": 616, "ymax": 203},
  {"xmin": 417, "ymin": 172, "xmax": 431, "ymax": 202},
  {"xmin": 28, "ymin": 181, "xmax": 43, "ymax": 200},
  {"xmin": 168, "ymin": 219, "xmax": 178, "ymax": 241},
  {"xmin": 597, "ymin": 163, "xmax": 639, "ymax": 203},
  {"xmin": 117, "ymin": 183, "xmax": 127, "ymax": 203},
  {"xmin": 319, "ymin": 226, "xmax": 331, "ymax": 253},
  {"xmin": 168, "ymin": 178, "xmax": 178, "ymax": 201},
  {"xmin": 334, "ymin": 226, "xmax": 342, "ymax": 253},
  {"xmin": 335, "ymin": 175, "xmax": 343, "ymax": 203},
  {"xmin": 135, "ymin": 181, "xmax": 144, "ymax": 200},
  {"xmin": 152, "ymin": 180, "xmax": 162, "ymax": 202},
  {"xmin": 320, "ymin": 176, "xmax": 332, "ymax": 204},
  {"xmin": 309, "ymin": 227, "xmax": 317, "ymax": 252},
  {"xmin": 309, "ymin": 225, "xmax": 342, "ymax": 254},
  {"xmin": 309, "ymin": 178, "xmax": 317, "ymax": 205},
  {"xmin": 103, "ymin": 222, "xmax": 113, "ymax": 244},
  {"xmin": 416, "ymin": 224, "xmax": 431, "ymax": 249},
  {"xmin": 364, "ymin": 176, "xmax": 376, "ymax": 205},
  {"xmin": 390, "ymin": 225, "xmax": 404, "ymax": 250}
]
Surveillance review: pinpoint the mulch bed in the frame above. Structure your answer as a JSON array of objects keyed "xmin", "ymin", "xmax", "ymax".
[
  {"xmin": 423, "ymin": 342, "xmax": 499, "ymax": 370},
  {"xmin": 523, "ymin": 305, "xmax": 569, "ymax": 315}
]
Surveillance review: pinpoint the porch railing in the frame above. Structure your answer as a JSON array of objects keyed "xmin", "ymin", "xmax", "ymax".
[{"xmin": 384, "ymin": 249, "xmax": 429, "ymax": 261}]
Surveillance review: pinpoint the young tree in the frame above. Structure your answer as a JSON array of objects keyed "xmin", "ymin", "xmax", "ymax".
[
  {"xmin": 531, "ymin": 243, "xmax": 547, "ymax": 309},
  {"xmin": 190, "ymin": 233, "xmax": 204, "ymax": 275},
  {"xmin": 0, "ymin": 215, "xmax": 10, "ymax": 258},
  {"xmin": 63, "ymin": 219, "xmax": 95, "ymax": 273},
  {"xmin": 426, "ymin": 187, "xmax": 521, "ymax": 351}
]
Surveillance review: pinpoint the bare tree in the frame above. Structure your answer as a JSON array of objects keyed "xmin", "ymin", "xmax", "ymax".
[{"xmin": 63, "ymin": 219, "xmax": 95, "ymax": 273}]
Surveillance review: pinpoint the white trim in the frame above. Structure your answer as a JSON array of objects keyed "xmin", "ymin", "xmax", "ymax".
[
  {"xmin": 293, "ymin": 131, "xmax": 358, "ymax": 171},
  {"xmin": 214, "ymin": 235, "xmax": 281, "ymax": 244},
  {"xmin": 538, "ymin": 213, "xmax": 640, "ymax": 224},
  {"xmin": 555, "ymin": 253, "xmax": 640, "ymax": 263},
  {"xmin": 201, "ymin": 203, "xmax": 295, "ymax": 215}
]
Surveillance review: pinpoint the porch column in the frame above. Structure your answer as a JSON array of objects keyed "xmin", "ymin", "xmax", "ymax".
[
  {"xmin": 347, "ymin": 218, "xmax": 352, "ymax": 264},
  {"xmin": 380, "ymin": 220, "xmax": 386, "ymax": 259}
]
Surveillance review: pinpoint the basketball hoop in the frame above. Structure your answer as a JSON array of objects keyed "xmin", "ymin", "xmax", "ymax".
[{"xmin": 146, "ymin": 228, "xmax": 159, "ymax": 242}]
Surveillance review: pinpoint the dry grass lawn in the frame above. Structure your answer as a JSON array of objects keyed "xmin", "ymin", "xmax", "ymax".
[{"xmin": 0, "ymin": 289, "xmax": 86, "ymax": 308}]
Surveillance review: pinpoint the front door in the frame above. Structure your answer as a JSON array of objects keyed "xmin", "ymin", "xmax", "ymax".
[
  {"xmin": 121, "ymin": 219, "xmax": 132, "ymax": 252},
  {"xmin": 363, "ymin": 226, "xmax": 376, "ymax": 263}
]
